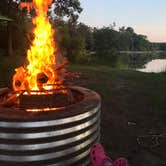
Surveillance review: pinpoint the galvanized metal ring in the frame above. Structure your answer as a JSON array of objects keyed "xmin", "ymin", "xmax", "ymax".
[
  {"xmin": 0, "ymin": 112, "xmax": 100, "ymax": 140},
  {"xmin": 0, "ymin": 122, "xmax": 99, "ymax": 151},
  {"xmin": 0, "ymin": 131, "xmax": 99, "ymax": 162},
  {"xmin": 0, "ymin": 105, "xmax": 100, "ymax": 128}
]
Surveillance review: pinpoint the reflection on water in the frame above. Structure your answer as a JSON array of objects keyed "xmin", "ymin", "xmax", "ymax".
[
  {"xmin": 137, "ymin": 59, "xmax": 166, "ymax": 73},
  {"xmin": 119, "ymin": 52, "xmax": 166, "ymax": 73}
]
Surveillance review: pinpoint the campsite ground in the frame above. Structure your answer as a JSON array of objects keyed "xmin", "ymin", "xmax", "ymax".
[{"xmin": 70, "ymin": 65, "xmax": 166, "ymax": 166}]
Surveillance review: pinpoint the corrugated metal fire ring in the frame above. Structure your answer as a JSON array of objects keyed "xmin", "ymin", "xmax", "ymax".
[{"xmin": 0, "ymin": 86, "xmax": 101, "ymax": 166}]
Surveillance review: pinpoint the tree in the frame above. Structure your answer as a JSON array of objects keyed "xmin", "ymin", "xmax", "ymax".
[
  {"xmin": 77, "ymin": 23, "xmax": 94, "ymax": 51},
  {"xmin": 126, "ymin": 27, "xmax": 134, "ymax": 34},
  {"xmin": 92, "ymin": 27, "xmax": 119, "ymax": 65},
  {"xmin": 0, "ymin": 0, "xmax": 83, "ymax": 56},
  {"xmin": 54, "ymin": 20, "xmax": 86, "ymax": 62},
  {"xmin": 52, "ymin": 0, "xmax": 82, "ymax": 20},
  {"xmin": 0, "ymin": 0, "xmax": 30, "ymax": 56}
]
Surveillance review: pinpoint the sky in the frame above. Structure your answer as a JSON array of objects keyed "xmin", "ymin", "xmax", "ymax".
[{"xmin": 79, "ymin": 0, "xmax": 166, "ymax": 42}]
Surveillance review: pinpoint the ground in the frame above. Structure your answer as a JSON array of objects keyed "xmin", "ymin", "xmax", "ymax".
[
  {"xmin": 0, "ymin": 56, "xmax": 166, "ymax": 166},
  {"xmin": 70, "ymin": 65, "xmax": 166, "ymax": 166}
]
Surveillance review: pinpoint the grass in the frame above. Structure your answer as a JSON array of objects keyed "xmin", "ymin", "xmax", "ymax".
[
  {"xmin": 70, "ymin": 64, "xmax": 166, "ymax": 117},
  {"xmin": 70, "ymin": 64, "xmax": 166, "ymax": 165}
]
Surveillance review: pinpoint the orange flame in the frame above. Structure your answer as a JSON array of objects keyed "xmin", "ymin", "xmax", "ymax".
[
  {"xmin": 19, "ymin": 2, "xmax": 33, "ymax": 13},
  {"xmin": 13, "ymin": 0, "xmax": 65, "ymax": 92}
]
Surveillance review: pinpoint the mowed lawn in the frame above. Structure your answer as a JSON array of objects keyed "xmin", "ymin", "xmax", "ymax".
[{"xmin": 0, "ymin": 55, "xmax": 166, "ymax": 165}]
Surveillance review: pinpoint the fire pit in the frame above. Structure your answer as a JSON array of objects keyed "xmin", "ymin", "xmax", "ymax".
[
  {"xmin": 0, "ymin": 86, "xmax": 101, "ymax": 166},
  {"xmin": 0, "ymin": 1, "xmax": 102, "ymax": 165}
]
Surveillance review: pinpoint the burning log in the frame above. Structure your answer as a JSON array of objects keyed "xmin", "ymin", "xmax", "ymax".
[
  {"xmin": 26, "ymin": 33, "xmax": 33, "ymax": 45},
  {"xmin": 19, "ymin": 1, "xmax": 33, "ymax": 13},
  {"xmin": 67, "ymin": 88, "xmax": 75, "ymax": 103},
  {"xmin": 37, "ymin": 72, "xmax": 49, "ymax": 90},
  {"xmin": 0, "ymin": 87, "xmax": 10, "ymax": 96},
  {"xmin": 15, "ymin": 80, "xmax": 22, "ymax": 87},
  {"xmin": 19, "ymin": 92, "xmax": 70, "ymax": 109},
  {"xmin": 55, "ymin": 61, "xmax": 68, "ymax": 72},
  {"xmin": 0, "ymin": 92, "xmax": 20, "ymax": 107},
  {"xmin": 37, "ymin": 73, "xmax": 49, "ymax": 84}
]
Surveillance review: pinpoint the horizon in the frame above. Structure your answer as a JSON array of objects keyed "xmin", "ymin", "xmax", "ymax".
[{"xmin": 79, "ymin": 0, "xmax": 166, "ymax": 43}]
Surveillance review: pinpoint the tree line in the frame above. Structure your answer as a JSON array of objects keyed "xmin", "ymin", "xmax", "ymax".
[
  {"xmin": 0, "ymin": 0, "xmax": 165, "ymax": 64},
  {"xmin": 56, "ymin": 22, "xmax": 161, "ymax": 64}
]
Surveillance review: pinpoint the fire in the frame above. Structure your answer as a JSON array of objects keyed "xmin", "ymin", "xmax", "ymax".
[
  {"xmin": 19, "ymin": 2, "xmax": 33, "ymax": 13},
  {"xmin": 13, "ymin": 0, "xmax": 65, "ymax": 92}
]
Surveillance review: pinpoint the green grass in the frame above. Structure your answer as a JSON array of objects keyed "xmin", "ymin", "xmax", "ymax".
[
  {"xmin": 70, "ymin": 64, "xmax": 166, "ymax": 117},
  {"xmin": 70, "ymin": 64, "xmax": 166, "ymax": 164}
]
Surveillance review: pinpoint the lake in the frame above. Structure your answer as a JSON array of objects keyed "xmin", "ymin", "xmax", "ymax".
[
  {"xmin": 137, "ymin": 59, "xmax": 166, "ymax": 73},
  {"xmin": 119, "ymin": 52, "xmax": 166, "ymax": 73}
]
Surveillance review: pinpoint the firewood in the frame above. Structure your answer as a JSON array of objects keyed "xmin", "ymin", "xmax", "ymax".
[
  {"xmin": 0, "ymin": 88, "xmax": 10, "ymax": 96},
  {"xmin": 0, "ymin": 92, "xmax": 20, "ymax": 107},
  {"xmin": 37, "ymin": 73, "xmax": 49, "ymax": 84},
  {"xmin": 55, "ymin": 61, "xmax": 68, "ymax": 72},
  {"xmin": 67, "ymin": 89, "xmax": 74, "ymax": 103},
  {"xmin": 20, "ymin": 93, "xmax": 70, "ymax": 109},
  {"xmin": 15, "ymin": 80, "xmax": 22, "ymax": 87}
]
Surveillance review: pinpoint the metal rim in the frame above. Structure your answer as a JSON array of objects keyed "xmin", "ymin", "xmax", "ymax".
[
  {"xmin": 0, "ymin": 86, "xmax": 101, "ymax": 121},
  {"xmin": 0, "ymin": 105, "xmax": 100, "ymax": 128}
]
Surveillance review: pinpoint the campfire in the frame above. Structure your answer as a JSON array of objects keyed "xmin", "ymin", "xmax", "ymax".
[
  {"xmin": 14, "ymin": 0, "xmax": 66, "ymax": 93},
  {"xmin": 1, "ymin": 0, "xmax": 71, "ymax": 111},
  {"xmin": 0, "ymin": 0, "xmax": 101, "ymax": 165}
]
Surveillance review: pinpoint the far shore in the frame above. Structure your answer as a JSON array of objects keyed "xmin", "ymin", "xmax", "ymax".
[{"xmin": 119, "ymin": 50, "xmax": 165, "ymax": 54}]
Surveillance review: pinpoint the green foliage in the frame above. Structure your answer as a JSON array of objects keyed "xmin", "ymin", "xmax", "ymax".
[
  {"xmin": 93, "ymin": 27, "xmax": 119, "ymax": 56},
  {"xmin": 85, "ymin": 26, "xmax": 153, "ymax": 65},
  {"xmin": 54, "ymin": 20, "xmax": 86, "ymax": 63},
  {"xmin": 118, "ymin": 27, "xmax": 151, "ymax": 51},
  {"xmin": 0, "ymin": 0, "xmax": 31, "ymax": 55},
  {"xmin": 0, "ymin": 0, "xmax": 83, "ymax": 56},
  {"xmin": 52, "ymin": 0, "xmax": 82, "ymax": 21},
  {"xmin": 155, "ymin": 43, "xmax": 166, "ymax": 51},
  {"xmin": 54, "ymin": 21, "xmax": 158, "ymax": 65},
  {"xmin": 77, "ymin": 23, "xmax": 94, "ymax": 51}
]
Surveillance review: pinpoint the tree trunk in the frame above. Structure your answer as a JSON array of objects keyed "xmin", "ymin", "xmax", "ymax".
[{"xmin": 7, "ymin": 22, "xmax": 13, "ymax": 56}]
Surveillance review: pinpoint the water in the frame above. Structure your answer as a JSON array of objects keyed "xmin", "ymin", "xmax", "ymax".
[
  {"xmin": 137, "ymin": 59, "xmax": 166, "ymax": 73},
  {"xmin": 119, "ymin": 52, "xmax": 166, "ymax": 73}
]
